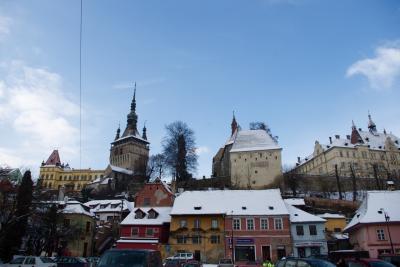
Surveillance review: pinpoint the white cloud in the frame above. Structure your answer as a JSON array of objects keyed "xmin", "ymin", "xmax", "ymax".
[
  {"xmin": 0, "ymin": 15, "xmax": 11, "ymax": 39},
  {"xmin": 196, "ymin": 146, "xmax": 210, "ymax": 155},
  {"xmin": 346, "ymin": 42, "xmax": 400, "ymax": 90},
  {"xmin": 0, "ymin": 61, "xmax": 79, "ymax": 176}
]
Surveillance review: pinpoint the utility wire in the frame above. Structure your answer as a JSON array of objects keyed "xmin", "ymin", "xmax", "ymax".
[{"xmin": 79, "ymin": 0, "xmax": 83, "ymax": 169}]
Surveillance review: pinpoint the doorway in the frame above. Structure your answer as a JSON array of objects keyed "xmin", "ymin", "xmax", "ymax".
[
  {"xmin": 262, "ymin": 246, "xmax": 271, "ymax": 261},
  {"xmin": 235, "ymin": 246, "xmax": 255, "ymax": 261},
  {"xmin": 194, "ymin": 250, "xmax": 201, "ymax": 262}
]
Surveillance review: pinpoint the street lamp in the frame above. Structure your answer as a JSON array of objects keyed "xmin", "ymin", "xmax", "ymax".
[{"xmin": 378, "ymin": 208, "xmax": 394, "ymax": 254}]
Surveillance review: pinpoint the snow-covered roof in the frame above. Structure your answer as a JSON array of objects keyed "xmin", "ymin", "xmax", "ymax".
[
  {"xmin": 116, "ymin": 239, "xmax": 158, "ymax": 244},
  {"xmin": 331, "ymin": 233, "xmax": 349, "ymax": 240},
  {"xmin": 110, "ymin": 165, "xmax": 134, "ymax": 175},
  {"xmin": 284, "ymin": 198, "xmax": 305, "ymax": 206},
  {"xmin": 285, "ymin": 203, "xmax": 326, "ymax": 223},
  {"xmin": 121, "ymin": 207, "xmax": 172, "ymax": 225},
  {"xmin": 230, "ymin": 130, "xmax": 280, "ymax": 153},
  {"xmin": 85, "ymin": 199, "xmax": 134, "ymax": 213},
  {"xmin": 63, "ymin": 201, "xmax": 94, "ymax": 217},
  {"xmin": 100, "ymin": 177, "xmax": 113, "ymax": 185},
  {"xmin": 358, "ymin": 131, "xmax": 400, "ymax": 150},
  {"xmin": 317, "ymin": 213, "xmax": 346, "ymax": 219},
  {"xmin": 344, "ymin": 190, "xmax": 400, "ymax": 231},
  {"xmin": 115, "ymin": 134, "xmax": 149, "ymax": 144},
  {"xmin": 171, "ymin": 189, "xmax": 288, "ymax": 216}
]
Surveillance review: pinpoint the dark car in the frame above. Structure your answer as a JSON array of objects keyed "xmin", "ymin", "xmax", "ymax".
[
  {"xmin": 346, "ymin": 258, "xmax": 396, "ymax": 267},
  {"xmin": 54, "ymin": 257, "xmax": 88, "ymax": 267},
  {"xmin": 181, "ymin": 260, "xmax": 202, "ymax": 267},
  {"xmin": 218, "ymin": 259, "xmax": 234, "ymax": 267},
  {"xmin": 98, "ymin": 249, "xmax": 162, "ymax": 267},
  {"xmin": 164, "ymin": 259, "xmax": 186, "ymax": 267},
  {"xmin": 379, "ymin": 255, "xmax": 400, "ymax": 267},
  {"xmin": 276, "ymin": 258, "xmax": 336, "ymax": 267}
]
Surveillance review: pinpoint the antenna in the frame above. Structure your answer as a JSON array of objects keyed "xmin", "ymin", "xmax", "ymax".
[{"xmin": 79, "ymin": 0, "xmax": 83, "ymax": 169}]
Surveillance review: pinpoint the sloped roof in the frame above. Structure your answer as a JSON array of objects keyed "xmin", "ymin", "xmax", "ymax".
[
  {"xmin": 121, "ymin": 207, "xmax": 172, "ymax": 225},
  {"xmin": 284, "ymin": 198, "xmax": 305, "ymax": 206},
  {"xmin": 63, "ymin": 201, "xmax": 93, "ymax": 217},
  {"xmin": 358, "ymin": 130, "xmax": 400, "ymax": 150},
  {"xmin": 230, "ymin": 130, "xmax": 280, "ymax": 153},
  {"xmin": 45, "ymin": 150, "xmax": 61, "ymax": 165},
  {"xmin": 285, "ymin": 202, "xmax": 325, "ymax": 223},
  {"xmin": 344, "ymin": 190, "xmax": 400, "ymax": 232},
  {"xmin": 317, "ymin": 213, "xmax": 346, "ymax": 219},
  {"xmin": 110, "ymin": 165, "xmax": 134, "ymax": 175},
  {"xmin": 171, "ymin": 189, "xmax": 288, "ymax": 216},
  {"xmin": 85, "ymin": 199, "xmax": 134, "ymax": 213}
]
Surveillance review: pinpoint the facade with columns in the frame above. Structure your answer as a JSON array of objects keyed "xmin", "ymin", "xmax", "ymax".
[
  {"xmin": 213, "ymin": 115, "xmax": 282, "ymax": 189},
  {"xmin": 293, "ymin": 114, "xmax": 400, "ymax": 180},
  {"xmin": 109, "ymin": 84, "xmax": 150, "ymax": 175}
]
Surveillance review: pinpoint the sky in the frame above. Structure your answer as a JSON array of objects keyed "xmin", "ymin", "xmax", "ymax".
[{"xmin": 1, "ymin": 0, "xmax": 400, "ymax": 179}]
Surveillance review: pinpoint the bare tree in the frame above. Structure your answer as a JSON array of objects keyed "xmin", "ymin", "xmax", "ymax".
[
  {"xmin": 147, "ymin": 154, "xmax": 166, "ymax": 181},
  {"xmin": 162, "ymin": 121, "xmax": 198, "ymax": 183}
]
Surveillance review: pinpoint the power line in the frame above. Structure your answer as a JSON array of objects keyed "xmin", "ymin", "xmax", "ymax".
[{"xmin": 79, "ymin": 0, "xmax": 83, "ymax": 169}]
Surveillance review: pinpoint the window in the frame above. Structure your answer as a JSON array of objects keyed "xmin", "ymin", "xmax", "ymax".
[
  {"xmin": 334, "ymin": 227, "xmax": 341, "ymax": 232},
  {"xmin": 296, "ymin": 225, "xmax": 304, "ymax": 236},
  {"xmin": 233, "ymin": 218, "xmax": 241, "ymax": 230},
  {"xmin": 246, "ymin": 218, "xmax": 254, "ymax": 230},
  {"xmin": 143, "ymin": 198, "xmax": 150, "ymax": 206},
  {"xmin": 148, "ymin": 210, "xmax": 157, "ymax": 219},
  {"xmin": 211, "ymin": 219, "xmax": 218, "ymax": 229},
  {"xmin": 86, "ymin": 221, "xmax": 91, "ymax": 233},
  {"xmin": 146, "ymin": 228, "xmax": 154, "ymax": 237},
  {"xmin": 131, "ymin": 227, "xmax": 139, "ymax": 236},
  {"xmin": 192, "ymin": 235, "xmax": 201, "ymax": 244},
  {"xmin": 10, "ymin": 258, "xmax": 25, "ymax": 264},
  {"xmin": 297, "ymin": 261, "xmax": 311, "ymax": 267},
  {"xmin": 180, "ymin": 219, "xmax": 187, "ymax": 228},
  {"xmin": 25, "ymin": 258, "xmax": 35, "ymax": 265},
  {"xmin": 210, "ymin": 235, "xmax": 220, "ymax": 244},
  {"xmin": 260, "ymin": 218, "xmax": 268, "ymax": 230},
  {"xmin": 111, "ymin": 204, "xmax": 119, "ymax": 209},
  {"xmin": 194, "ymin": 219, "xmax": 201, "ymax": 229},
  {"xmin": 362, "ymin": 151, "xmax": 367, "ymax": 159},
  {"xmin": 177, "ymin": 235, "xmax": 187, "ymax": 244},
  {"xmin": 309, "ymin": 225, "xmax": 317, "ymax": 235},
  {"xmin": 377, "ymin": 229, "xmax": 385, "ymax": 240},
  {"xmin": 274, "ymin": 218, "xmax": 283, "ymax": 230}
]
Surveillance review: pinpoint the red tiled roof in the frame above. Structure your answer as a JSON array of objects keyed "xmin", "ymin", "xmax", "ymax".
[{"xmin": 45, "ymin": 150, "xmax": 61, "ymax": 165}]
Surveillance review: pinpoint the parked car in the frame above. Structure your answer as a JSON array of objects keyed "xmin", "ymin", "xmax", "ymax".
[
  {"xmin": 218, "ymin": 259, "xmax": 234, "ymax": 267},
  {"xmin": 329, "ymin": 251, "xmax": 370, "ymax": 263},
  {"xmin": 234, "ymin": 261, "xmax": 262, "ymax": 267},
  {"xmin": 98, "ymin": 249, "xmax": 162, "ymax": 267},
  {"xmin": 379, "ymin": 255, "xmax": 400, "ymax": 267},
  {"xmin": 181, "ymin": 260, "xmax": 202, "ymax": 267},
  {"xmin": 276, "ymin": 258, "xmax": 336, "ymax": 267},
  {"xmin": 53, "ymin": 257, "xmax": 87, "ymax": 267},
  {"xmin": 164, "ymin": 259, "xmax": 186, "ymax": 267},
  {"xmin": 85, "ymin": 257, "xmax": 99, "ymax": 267},
  {"xmin": 346, "ymin": 258, "xmax": 396, "ymax": 267},
  {"xmin": 167, "ymin": 253, "xmax": 194, "ymax": 261},
  {"xmin": 4, "ymin": 257, "xmax": 56, "ymax": 267}
]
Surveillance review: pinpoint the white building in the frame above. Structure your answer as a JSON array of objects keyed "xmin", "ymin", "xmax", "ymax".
[
  {"xmin": 85, "ymin": 199, "xmax": 134, "ymax": 225},
  {"xmin": 285, "ymin": 201, "xmax": 328, "ymax": 257}
]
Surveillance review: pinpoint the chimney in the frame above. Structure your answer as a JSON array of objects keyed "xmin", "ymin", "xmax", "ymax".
[
  {"xmin": 346, "ymin": 135, "xmax": 351, "ymax": 140},
  {"xmin": 335, "ymin": 135, "xmax": 340, "ymax": 139},
  {"xmin": 329, "ymin": 137, "xmax": 332, "ymax": 144},
  {"xmin": 297, "ymin": 157, "xmax": 300, "ymax": 163}
]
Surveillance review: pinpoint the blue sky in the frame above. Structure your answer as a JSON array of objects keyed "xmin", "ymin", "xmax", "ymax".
[{"xmin": 1, "ymin": 0, "xmax": 400, "ymax": 179}]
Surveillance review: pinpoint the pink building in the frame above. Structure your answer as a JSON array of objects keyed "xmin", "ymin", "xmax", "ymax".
[{"xmin": 344, "ymin": 191, "xmax": 400, "ymax": 258}]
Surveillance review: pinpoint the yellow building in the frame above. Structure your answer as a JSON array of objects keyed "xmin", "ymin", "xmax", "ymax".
[
  {"xmin": 60, "ymin": 201, "xmax": 96, "ymax": 257},
  {"xmin": 39, "ymin": 150, "xmax": 104, "ymax": 192},
  {"xmin": 168, "ymin": 215, "xmax": 225, "ymax": 263},
  {"xmin": 294, "ymin": 115, "xmax": 400, "ymax": 180},
  {"xmin": 317, "ymin": 213, "xmax": 347, "ymax": 233}
]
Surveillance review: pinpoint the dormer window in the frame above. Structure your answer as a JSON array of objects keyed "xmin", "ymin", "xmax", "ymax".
[
  {"xmin": 111, "ymin": 204, "xmax": 119, "ymax": 209},
  {"xmin": 100, "ymin": 204, "xmax": 108, "ymax": 209},
  {"xmin": 242, "ymin": 206, "xmax": 247, "ymax": 210},
  {"xmin": 268, "ymin": 206, "xmax": 274, "ymax": 210},
  {"xmin": 194, "ymin": 206, "xmax": 202, "ymax": 210},
  {"xmin": 134, "ymin": 209, "xmax": 146, "ymax": 219},
  {"xmin": 148, "ymin": 209, "xmax": 159, "ymax": 219}
]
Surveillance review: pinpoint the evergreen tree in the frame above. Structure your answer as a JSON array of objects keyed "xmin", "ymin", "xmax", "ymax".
[{"xmin": 1, "ymin": 170, "xmax": 33, "ymax": 260}]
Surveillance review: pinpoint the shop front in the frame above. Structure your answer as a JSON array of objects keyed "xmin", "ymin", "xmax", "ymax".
[{"xmin": 293, "ymin": 242, "xmax": 327, "ymax": 257}]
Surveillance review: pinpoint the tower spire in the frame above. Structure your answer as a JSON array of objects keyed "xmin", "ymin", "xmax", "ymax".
[
  {"xmin": 131, "ymin": 82, "xmax": 136, "ymax": 112},
  {"xmin": 368, "ymin": 111, "xmax": 377, "ymax": 134},
  {"xmin": 142, "ymin": 121, "xmax": 147, "ymax": 140},
  {"xmin": 231, "ymin": 110, "xmax": 238, "ymax": 136},
  {"xmin": 115, "ymin": 123, "xmax": 121, "ymax": 140}
]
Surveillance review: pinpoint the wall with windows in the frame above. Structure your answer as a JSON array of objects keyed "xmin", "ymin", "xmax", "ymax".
[
  {"xmin": 348, "ymin": 223, "xmax": 400, "ymax": 258},
  {"xmin": 168, "ymin": 215, "xmax": 225, "ymax": 263},
  {"xmin": 289, "ymin": 222, "xmax": 328, "ymax": 257}
]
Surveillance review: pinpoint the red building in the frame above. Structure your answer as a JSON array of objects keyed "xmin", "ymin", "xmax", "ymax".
[
  {"xmin": 222, "ymin": 190, "xmax": 292, "ymax": 262},
  {"xmin": 116, "ymin": 207, "xmax": 172, "ymax": 250},
  {"xmin": 134, "ymin": 179, "xmax": 174, "ymax": 207}
]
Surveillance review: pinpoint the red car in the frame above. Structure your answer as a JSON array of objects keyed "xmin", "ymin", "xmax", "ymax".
[{"xmin": 346, "ymin": 258, "xmax": 396, "ymax": 267}]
